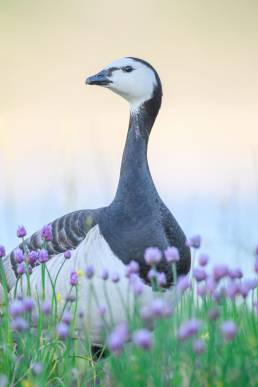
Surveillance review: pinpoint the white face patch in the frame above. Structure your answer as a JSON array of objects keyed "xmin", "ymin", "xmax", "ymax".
[{"xmin": 104, "ymin": 58, "xmax": 158, "ymax": 111}]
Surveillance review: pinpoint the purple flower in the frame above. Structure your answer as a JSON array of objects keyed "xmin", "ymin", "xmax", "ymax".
[
  {"xmin": 177, "ymin": 319, "xmax": 202, "ymax": 341},
  {"xmin": 221, "ymin": 320, "xmax": 237, "ymax": 341},
  {"xmin": 98, "ymin": 305, "xmax": 107, "ymax": 317},
  {"xmin": 197, "ymin": 286, "xmax": 207, "ymax": 297},
  {"xmin": 255, "ymin": 257, "xmax": 258, "ymax": 274},
  {"xmin": 147, "ymin": 268, "xmax": 157, "ymax": 281},
  {"xmin": 228, "ymin": 267, "xmax": 243, "ymax": 280},
  {"xmin": 144, "ymin": 247, "xmax": 162, "ymax": 266},
  {"xmin": 38, "ymin": 249, "xmax": 49, "ymax": 264},
  {"xmin": 9, "ymin": 300, "xmax": 25, "ymax": 317},
  {"xmin": 125, "ymin": 260, "xmax": 139, "ymax": 277},
  {"xmin": 111, "ymin": 272, "xmax": 120, "ymax": 283},
  {"xmin": 193, "ymin": 339, "xmax": 205, "ymax": 355},
  {"xmin": 41, "ymin": 300, "xmax": 51, "ymax": 315},
  {"xmin": 41, "ymin": 224, "xmax": 53, "ymax": 242},
  {"xmin": 140, "ymin": 305, "xmax": 153, "ymax": 321},
  {"xmin": 193, "ymin": 268, "xmax": 207, "ymax": 282},
  {"xmin": 56, "ymin": 322, "xmax": 69, "ymax": 340},
  {"xmin": 177, "ymin": 275, "xmax": 191, "ymax": 293},
  {"xmin": 85, "ymin": 265, "xmax": 94, "ymax": 279},
  {"xmin": 225, "ymin": 282, "xmax": 239, "ymax": 299},
  {"xmin": 107, "ymin": 322, "xmax": 129, "ymax": 355},
  {"xmin": 206, "ymin": 277, "xmax": 217, "ymax": 294},
  {"xmin": 17, "ymin": 225, "xmax": 27, "ymax": 238},
  {"xmin": 198, "ymin": 254, "xmax": 209, "ymax": 266},
  {"xmin": 70, "ymin": 271, "xmax": 78, "ymax": 286},
  {"xmin": 14, "ymin": 248, "xmax": 24, "ymax": 264},
  {"xmin": 208, "ymin": 307, "xmax": 220, "ymax": 321},
  {"xmin": 62, "ymin": 310, "xmax": 72, "ymax": 325},
  {"xmin": 17, "ymin": 262, "xmax": 26, "ymax": 275},
  {"xmin": 150, "ymin": 298, "xmax": 166, "ymax": 318},
  {"xmin": 27, "ymin": 250, "xmax": 38, "ymax": 265},
  {"xmin": 23, "ymin": 297, "xmax": 35, "ymax": 312},
  {"xmin": 164, "ymin": 246, "xmax": 180, "ymax": 263},
  {"xmin": 11, "ymin": 317, "xmax": 29, "ymax": 332},
  {"xmin": 64, "ymin": 250, "xmax": 71, "ymax": 259},
  {"xmin": 157, "ymin": 272, "xmax": 167, "ymax": 286},
  {"xmin": 101, "ymin": 269, "xmax": 109, "ymax": 281},
  {"xmin": 186, "ymin": 235, "xmax": 201, "ymax": 249},
  {"xmin": 132, "ymin": 329, "xmax": 152, "ymax": 350},
  {"xmin": 131, "ymin": 279, "xmax": 144, "ymax": 296},
  {"xmin": 0, "ymin": 245, "xmax": 6, "ymax": 258},
  {"xmin": 213, "ymin": 264, "xmax": 229, "ymax": 281}
]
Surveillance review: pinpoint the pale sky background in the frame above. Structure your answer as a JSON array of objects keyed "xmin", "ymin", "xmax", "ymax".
[{"xmin": 0, "ymin": 0, "xmax": 257, "ymax": 274}]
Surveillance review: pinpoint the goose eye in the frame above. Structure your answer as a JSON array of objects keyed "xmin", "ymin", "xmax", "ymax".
[{"xmin": 122, "ymin": 66, "xmax": 133, "ymax": 73}]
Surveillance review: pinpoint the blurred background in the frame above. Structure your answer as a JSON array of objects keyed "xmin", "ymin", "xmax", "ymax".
[{"xmin": 0, "ymin": 0, "xmax": 257, "ymax": 274}]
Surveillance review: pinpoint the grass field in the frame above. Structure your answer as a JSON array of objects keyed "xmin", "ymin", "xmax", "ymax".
[{"xmin": 0, "ymin": 229, "xmax": 257, "ymax": 387}]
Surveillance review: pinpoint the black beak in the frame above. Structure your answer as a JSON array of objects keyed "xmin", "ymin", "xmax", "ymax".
[{"xmin": 85, "ymin": 69, "xmax": 112, "ymax": 86}]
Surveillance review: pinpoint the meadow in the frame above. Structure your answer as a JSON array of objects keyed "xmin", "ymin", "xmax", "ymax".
[{"xmin": 0, "ymin": 227, "xmax": 257, "ymax": 387}]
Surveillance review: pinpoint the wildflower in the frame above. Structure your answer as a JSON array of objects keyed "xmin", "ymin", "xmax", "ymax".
[
  {"xmin": 17, "ymin": 262, "xmax": 26, "ymax": 275},
  {"xmin": 14, "ymin": 248, "xmax": 24, "ymax": 264},
  {"xmin": 193, "ymin": 339, "xmax": 205, "ymax": 354},
  {"xmin": 228, "ymin": 267, "xmax": 243, "ymax": 280},
  {"xmin": 198, "ymin": 253, "xmax": 209, "ymax": 266},
  {"xmin": 23, "ymin": 297, "xmax": 35, "ymax": 312},
  {"xmin": 64, "ymin": 250, "xmax": 71, "ymax": 259},
  {"xmin": 150, "ymin": 298, "xmax": 166, "ymax": 318},
  {"xmin": 107, "ymin": 322, "xmax": 129, "ymax": 355},
  {"xmin": 0, "ymin": 245, "xmax": 6, "ymax": 258},
  {"xmin": 254, "ymin": 257, "xmax": 258, "ymax": 274},
  {"xmin": 62, "ymin": 310, "xmax": 72, "ymax": 325},
  {"xmin": 213, "ymin": 265, "xmax": 228, "ymax": 281},
  {"xmin": 157, "ymin": 272, "xmax": 167, "ymax": 286},
  {"xmin": 131, "ymin": 279, "xmax": 144, "ymax": 296},
  {"xmin": 147, "ymin": 268, "xmax": 157, "ymax": 281},
  {"xmin": 41, "ymin": 224, "xmax": 53, "ymax": 241},
  {"xmin": 41, "ymin": 300, "xmax": 51, "ymax": 315},
  {"xmin": 9, "ymin": 300, "xmax": 25, "ymax": 317},
  {"xmin": 31, "ymin": 362, "xmax": 43, "ymax": 375},
  {"xmin": 193, "ymin": 267, "xmax": 207, "ymax": 282},
  {"xmin": 70, "ymin": 271, "xmax": 78, "ymax": 286},
  {"xmin": 140, "ymin": 305, "xmax": 153, "ymax": 321},
  {"xmin": 164, "ymin": 246, "xmax": 179, "ymax": 263},
  {"xmin": 125, "ymin": 260, "xmax": 139, "ymax": 277},
  {"xmin": 111, "ymin": 272, "xmax": 120, "ymax": 283},
  {"xmin": 177, "ymin": 275, "xmax": 191, "ymax": 293},
  {"xmin": 85, "ymin": 265, "xmax": 94, "ymax": 279},
  {"xmin": 177, "ymin": 319, "xmax": 202, "ymax": 341},
  {"xmin": 11, "ymin": 317, "xmax": 29, "ymax": 332},
  {"xmin": 38, "ymin": 249, "xmax": 49, "ymax": 263},
  {"xmin": 101, "ymin": 268, "xmax": 109, "ymax": 280},
  {"xmin": 144, "ymin": 247, "xmax": 162, "ymax": 266},
  {"xmin": 206, "ymin": 277, "xmax": 217, "ymax": 294},
  {"xmin": 197, "ymin": 286, "xmax": 207, "ymax": 297},
  {"xmin": 27, "ymin": 250, "xmax": 38, "ymax": 265},
  {"xmin": 17, "ymin": 225, "xmax": 27, "ymax": 238},
  {"xmin": 56, "ymin": 322, "xmax": 69, "ymax": 340},
  {"xmin": 132, "ymin": 329, "xmax": 152, "ymax": 350},
  {"xmin": 98, "ymin": 305, "xmax": 107, "ymax": 317},
  {"xmin": 221, "ymin": 320, "xmax": 237, "ymax": 341},
  {"xmin": 186, "ymin": 235, "xmax": 201, "ymax": 249},
  {"xmin": 225, "ymin": 281, "xmax": 239, "ymax": 299}
]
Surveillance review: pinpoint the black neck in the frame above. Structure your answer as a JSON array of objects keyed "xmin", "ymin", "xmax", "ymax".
[{"xmin": 113, "ymin": 91, "xmax": 162, "ymax": 207}]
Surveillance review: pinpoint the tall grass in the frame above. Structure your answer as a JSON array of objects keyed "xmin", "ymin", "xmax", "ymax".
[{"xmin": 0, "ymin": 231, "xmax": 257, "ymax": 387}]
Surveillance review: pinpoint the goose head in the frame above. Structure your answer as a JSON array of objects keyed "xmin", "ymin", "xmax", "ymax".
[{"xmin": 86, "ymin": 57, "xmax": 162, "ymax": 112}]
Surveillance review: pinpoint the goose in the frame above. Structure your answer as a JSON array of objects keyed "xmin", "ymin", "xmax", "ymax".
[{"xmin": 1, "ymin": 57, "xmax": 191, "ymax": 342}]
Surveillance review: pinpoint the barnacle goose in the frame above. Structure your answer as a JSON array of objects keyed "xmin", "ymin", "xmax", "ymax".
[{"xmin": 2, "ymin": 57, "xmax": 191, "ymax": 342}]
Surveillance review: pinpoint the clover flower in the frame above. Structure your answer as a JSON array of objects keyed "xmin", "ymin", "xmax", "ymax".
[
  {"xmin": 17, "ymin": 225, "xmax": 27, "ymax": 238},
  {"xmin": 38, "ymin": 249, "xmax": 49, "ymax": 263},
  {"xmin": 14, "ymin": 248, "xmax": 24, "ymax": 264},
  {"xmin": 41, "ymin": 224, "xmax": 53, "ymax": 242},
  {"xmin": 144, "ymin": 247, "xmax": 162, "ymax": 266},
  {"xmin": 177, "ymin": 319, "xmax": 202, "ymax": 341},
  {"xmin": 198, "ymin": 253, "xmax": 209, "ymax": 266},
  {"xmin": 186, "ymin": 235, "xmax": 201, "ymax": 249},
  {"xmin": 221, "ymin": 320, "xmax": 237, "ymax": 341},
  {"xmin": 132, "ymin": 329, "xmax": 152, "ymax": 350},
  {"xmin": 0, "ymin": 245, "xmax": 6, "ymax": 258},
  {"xmin": 164, "ymin": 246, "xmax": 180, "ymax": 263}
]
